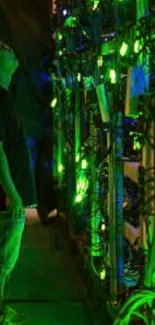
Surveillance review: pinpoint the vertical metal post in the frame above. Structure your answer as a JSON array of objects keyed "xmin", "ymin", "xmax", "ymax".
[
  {"xmin": 108, "ymin": 110, "xmax": 124, "ymax": 296},
  {"xmin": 108, "ymin": 1, "xmax": 124, "ymax": 297}
]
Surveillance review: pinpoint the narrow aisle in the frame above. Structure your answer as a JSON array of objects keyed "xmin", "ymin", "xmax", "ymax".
[{"xmin": 7, "ymin": 220, "xmax": 98, "ymax": 325}]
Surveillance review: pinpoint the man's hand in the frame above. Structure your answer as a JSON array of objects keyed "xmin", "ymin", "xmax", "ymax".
[
  {"xmin": 8, "ymin": 196, "xmax": 25, "ymax": 219},
  {"xmin": 0, "ymin": 141, "xmax": 25, "ymax": 219},
  {"xmin": 9, "ymin": 203, "xmax": 25, "ymax": 219}
]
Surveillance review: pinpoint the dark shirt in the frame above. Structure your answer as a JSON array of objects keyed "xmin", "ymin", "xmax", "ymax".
[
  {"xmin": 0, "ymin": 117, "xmax": 3, "ymax": 141},
  {"xmin": 0, "ymin": 85, "xmax": 37, "ymax": 206},
  {"xmin": 0, "ymin": 86, "xmax": 8, "ymax": 141}
]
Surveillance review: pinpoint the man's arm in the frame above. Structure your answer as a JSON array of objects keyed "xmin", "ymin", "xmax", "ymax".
[{"xmin": 0, "ymin": 141, "xmax": 23, "ymax": 215}]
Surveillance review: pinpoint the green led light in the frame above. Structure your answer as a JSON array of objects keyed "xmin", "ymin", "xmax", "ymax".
[
  {"xmin": 133, "ymin": 137, "xmax": 142, "ymax": 151},
  {"xmin": 100, "ymin": 268, "xmax": 106, "ymax": 280},
  {"xmin": 97, "ymin": 56, "xmax": 103, "ymax": 67},
  {"xmin": 93, "ymin": 0, "xmax": 100, "ymax": 11},
  {"xmin": 51, "ymin": 97, "xmax": 57, "ymax": 108},
  {"xmin": 58, "ymin": 164, "xmax": 63, "ymax": 173},
  {"xmin": 81, "ymin": 159, "xmax": 88, "ymax": 169},
  {"xmin": 77, "ymin": 73, "xmax": 81, "ymax": 82},
  {"xmin": 77, "ymin": 179, "xmax": 87, "ymax": 192},
  {"xmin": 76, "ymin": 154, "xmax": 80, "ymax": 162},
  {"xmin": 134, "ymin": 40, "xmax": 139, "ymax": 53},
  {"xmin": 110, "ymin": 69, "xmax": 116, "ymax": 84},
  {"xmin": 64, "ymin": 16, "xmax": 77, "ymax": 28},
  {"xmin": 57, "ymin": 32, "xmax": 63, "ymax": 41},
  {"xmin": 101, "ymin": 223, "xmax": 106, "ymax": 231},
  {"xmin": 120, "ymin": 42, "xmax": 128, "ymax": 56},
  {"xmin": 134, "ymin": 40, "xmax": 141, "ymax": 53},
  {"xmin": 75, "ymin": 194, "xmax": 83, "ymax": 203}
]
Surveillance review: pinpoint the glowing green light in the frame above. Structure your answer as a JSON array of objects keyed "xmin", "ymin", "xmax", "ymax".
[
  {"xmin": 100, "ymin": 268, "xmax": 106, "ymax": 280},
  {"xmin": 81, "ymin": 159, "xmax": 88, "ymax": 169},
  {"xmin": 120, "ymin": 42, "xmax": 128, "ymax": 56},
  {"xmin": 51, "ymin": 97, "xmax": 57, "ymax": 108},
  {"xmin": 93, "ymin": 0, "xmax": 100, "ymax": 11},
  {"xmin": 76, "ymin": 154, "xmax": 80, "ymax": 162},
  {"xmin": 77, "ymin": 179, "xmax": 87, "ymax": 192},
  {"xmin": 58, "ymin": 50, "xmax": 63, "ymax": 56},
  {"xmin": 101, "ymin": 223, "xmax": 106, "ymax": 231},
  {"xmin": 58, "ymin": 164, "xmax": 63, "ymax": 173},
  {"xmin": 133, "ymin": 137, "xmax": 142, "ymax": 151},
  {"xmin": 75, "ymin": 194, "xmax": 83, "ymax": 203},
  {"xmin": 134, "ymin": 40, "xmax": 141, "ymax": 53},
  {"xmin": 64, "ymin": 16, "xmax": 77, "ymax": 28},
  {"xmin": 97, "ymin": 56, "xmax": 103, "ymax": 67},
  {"xmin": 77, "ymin": 73, "xmax": 81, "ymax": 82},
  {"xmin": 110, "ymin": 69, "xmax": 116, "ymax": 84},
  {"xmin": 57, "ymin": 32, "xmax": 63, "ymax": 41}
]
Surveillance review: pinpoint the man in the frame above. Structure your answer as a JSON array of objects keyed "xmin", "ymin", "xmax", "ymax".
[
  {"xmin": 0, "ymin": 40, "xmax": 38, "ymax": 323},
  {"xmin": 0, "ymin": 79, "xmax": 57, "ymax": 325},
  {"xmin": 0, "ymin": 2, "xmax": 59, "ymax": 320},
  {"xmin": 0, "ymin": 3, "xmax": 39, "ymax": 322},
  {"xmin": 0, "ymin": 5, "xmax": 59, "ymax": 322}
]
